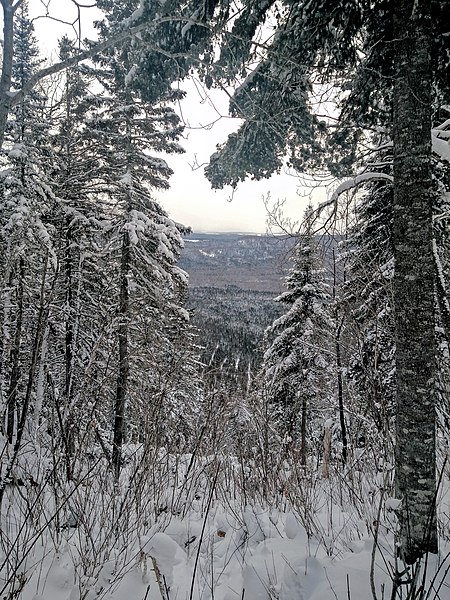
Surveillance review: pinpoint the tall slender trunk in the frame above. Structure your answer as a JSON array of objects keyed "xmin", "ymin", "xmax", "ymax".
[
  {"xmin": 6, "ymin": 258, "xmax": 24, "ymax": 444},
  {"xmin": 63, "ymin": 222, "xmax": 75, "ymax": 480},
  {"xmin": 0, "ymin": 1, "xmax": 14, "ymax": 151},
  {"xmin": 34, "ymin": 324, "xmax": 49, "ymax": 427},
  {"xmin": 0, "ymin": 254, "xmax": 51, "ymax": 507},
  {"xmin": 393, "ymin": 0, "xmax": 437, "ymax": 563},
  {"xmin": 60, "ymin": 73, "xmax": 78, "ymax": 480},
  {"xmin": 299, "ymin": 393, "xmax": 307, "ymax": 466},
  {"xmin": 112, "ymin": 229, "xmax": 130, "ymax": 479},
  {"xmin": 335, "ymin": 319, "xmax": 347, "ymax": 465},
  {"xmin": 332, "ymin": 249, "xmax": 348, "ymax": 464},
  {"xmin": 64, "ymin": 217, "xmax": 74, "ymax": 403}
]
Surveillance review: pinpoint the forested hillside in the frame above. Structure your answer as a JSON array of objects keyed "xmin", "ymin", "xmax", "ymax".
[
  {"xmin": 180, "ymin": 233, "xmax": 293, "ymax": 291},
  {"xmin": 179, "ymin": 233, "xmax": 291, "ymax": 388},
  {"xmin": 0, "ymin": 1, "xmax": 449, "ymax": 599}
]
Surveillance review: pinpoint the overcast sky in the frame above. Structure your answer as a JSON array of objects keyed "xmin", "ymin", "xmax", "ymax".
[{"xmin": 29, "ymin": 0, "xmax": 327, "ymax": 233}]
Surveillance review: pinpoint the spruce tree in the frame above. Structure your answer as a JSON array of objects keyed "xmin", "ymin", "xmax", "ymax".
[
  {"xmin": 42, "ymin": 37, "xmax": 115, "ymax": 480},
  {"xmin": 263, "ymin": 210, "xmax": 332, "ymax": 464},
  {"xmin": 91, "ymin": 1, "xmax": 201, "ymax": 474},
  {"xmin": 0, "ymin": 1, "xmax": 55, "ymax": 448}
]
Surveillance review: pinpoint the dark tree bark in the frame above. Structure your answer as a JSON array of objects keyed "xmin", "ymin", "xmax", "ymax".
[
  {"xmin": 62, "ymin": 219, "xmax": 76, "ymax": 481},
  {"xmin": 393, "ymin": 0, "xmax": 437, "ymax": 563},
  {"xmin": 6, "ymin": 259, "xmax": 24, "ymax": 444},
  {"xmin": 335, "ymin": 320, "xmax": 347, "ymax": 465},
  {"xmin": 0, "ymin": 254, "xmax": 51, "ymax": 508},
  {"xmin": 299, "ymin": 394, "xmax": 307, "ymax": 466},
  {"xmin": 332, "ymin": 249, "xmax": 348, "ymax": 464},
  {"xmin": 0, "ymin": 0, "xmax": 15, "ymax": 151},
  {"xmin": 112, "ymin": 229, "xmax": 130, "ymax": 479}
]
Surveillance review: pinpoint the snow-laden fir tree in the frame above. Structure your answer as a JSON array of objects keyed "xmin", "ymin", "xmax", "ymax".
[
  {"xmin": 0, "ymin": 2, "xmax": 56, "ymax": 453},
  {"xmin": 263, "ymin": 209, "xmax": 332, "ymax": 464},
  {"xmin": 343, "ymin": 178, "xmax": 395, "ymax": 442},
  {"xmin": 91, "ymin": 1, "xmax": 202, "ymax": 475},
  {"xmin": 36, "ymin": 36, "xmax": 122, "ymax": 481}
]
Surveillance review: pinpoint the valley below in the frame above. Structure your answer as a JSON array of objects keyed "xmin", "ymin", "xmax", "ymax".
[{"xmin": 179, "ymin": 233, "xmax": 294, "ymax": 382}]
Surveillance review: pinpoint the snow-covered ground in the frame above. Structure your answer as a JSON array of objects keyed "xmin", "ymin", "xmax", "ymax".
[{"xmin": 2, "ymin": 446, "xmax": 450, "ymax": 600}]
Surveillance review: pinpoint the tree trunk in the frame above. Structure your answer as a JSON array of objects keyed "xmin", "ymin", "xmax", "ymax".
[
  {"xmin": 299, "ymin": 393, "xmax": 307, "ymax": 466},
  {"xmin": 322, "ymin": 423, "xmax": 332, "ymax": 479},
  {"xmin": 112, "ymin": 230, "xmax": 130, "ymax": 479},
  {"xmin": 332, "ymin": 250, "xmax": 348, "ymax": 464},
  {"xmin": 63, "ymin": 221, "xmax": 75, "ymax": 480},
  {"xmin": 6, "ymin": 258, "xmax": 24, "ymax": 444},
  {"xmin": 0, "ymin": 1, "xmax": 14, "ymax": 151},
  {"xmin": 34, "ymin": 324, "xmax": 49, "ymax": 427},
  {"xmin": 0, "ymin": 254, "xmax": 51, "ymax": 508},
  {"xmin": 393, "ymin": 0, "xmax": 437, "ymax": 563},
  {"xmin": 335, "ymin": 321, "xmax": 347, "ymax": 465}
]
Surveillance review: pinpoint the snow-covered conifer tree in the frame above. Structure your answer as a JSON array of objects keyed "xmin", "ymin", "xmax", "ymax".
[
  {"xmin": 343, "ymin": 178, "xmax": 395, "ymax": 441},
  {"xmin": 37, "ymin": 36, "xmax": 120, "ymax": 480},
  {"xmin": 90, "ymin": 1, "xmax": 202, "ymax": 475},
  {"xmin": 0, "ymin": 2, "xmax": 56, "ymax": 450},
  {"xmin": 263, "ymin": 209, "xmax": 332, "ymax": 463}
]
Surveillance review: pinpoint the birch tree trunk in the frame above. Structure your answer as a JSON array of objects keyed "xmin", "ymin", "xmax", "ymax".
[{"xmin": 393, "ymin": 0, "xmax": 437, "ymax": 563}]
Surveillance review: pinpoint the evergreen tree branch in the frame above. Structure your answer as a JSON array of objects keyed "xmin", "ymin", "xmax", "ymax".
[
  {"xmin": 0, "ymin": 2, "xmax": 210, "ymax": 149},
  {"xmin": 317, "ymin": 172, "xmax": 394, "ymax": 216}
]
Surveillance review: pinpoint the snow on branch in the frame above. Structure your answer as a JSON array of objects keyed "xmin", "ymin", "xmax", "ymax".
[
  {"xmin": 432, "ymin": 120, "xmax": 450, "ymax": 162},
  {"xmin": 317, "ymin": 117, "xmax": 450, "ymax": 219},
  {"xmin": 433, "ymin": 237, "xmax": 450, "ymax": 339},
  {"xmin": 317, "ymin": 172, "xmax": 393, "ymax": 214},
  {"xmin": 8, "ymin": 11, "xmax": 209, "ymax": 108}
]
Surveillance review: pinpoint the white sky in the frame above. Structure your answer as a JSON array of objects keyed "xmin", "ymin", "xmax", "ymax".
[{"xmin": 28, "ymin": 0, "xmax": 327, "ymax": 233}]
